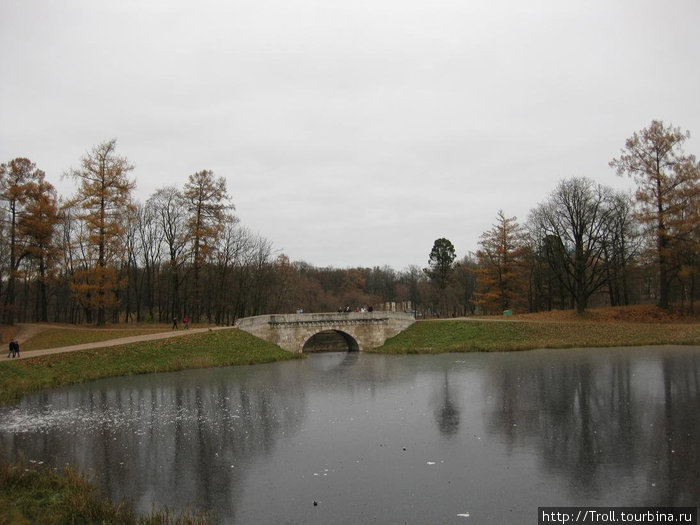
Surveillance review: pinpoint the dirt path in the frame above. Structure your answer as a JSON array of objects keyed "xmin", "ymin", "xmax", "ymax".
[
  {"xmin": 4, "ymin": 325, "xmax": 237, "ymax": 361},
  {"xmin": 12, "ymin": 323, "xmax": 45, "ymax": 344}
]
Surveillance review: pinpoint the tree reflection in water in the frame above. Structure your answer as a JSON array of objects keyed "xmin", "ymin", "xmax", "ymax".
[
  {"xmin": 0, "ymin": 364, "xmax": 309, "ymax": 521},
  {"xmin": 434, "ymin": 369, "xmax": 461, "ymax": 436},
  {"xmin": 484, "ymin": 348, "xmax": 700, "ymax": 505}
]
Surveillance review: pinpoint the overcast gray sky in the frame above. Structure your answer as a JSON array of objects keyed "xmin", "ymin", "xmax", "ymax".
[{"xmin": 2, "ymin": 0, "xmax": 699, "ymax": 269}]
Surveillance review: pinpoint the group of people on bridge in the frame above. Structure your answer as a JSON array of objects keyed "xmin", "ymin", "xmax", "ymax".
[{"xmin": 338, "ymin": 306, "xmax": 374, "ymax": 313}]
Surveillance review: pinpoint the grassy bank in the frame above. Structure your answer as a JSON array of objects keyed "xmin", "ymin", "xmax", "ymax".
[
  {"xmin": 373, "ymin": 318, "xmax": 700, "ymax": 354},
  {"xmin": 0, "ymin": 460, "xmax": 208, "ymax": 525},
  {"xmin": 0, "ymin": 328, "xmax": 297, "ymax": 406},
  {"xmin": 19, "ymin": 326, "xmax": 174, "ymax": 351}
]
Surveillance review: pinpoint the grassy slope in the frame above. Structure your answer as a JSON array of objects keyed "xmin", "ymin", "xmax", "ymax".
[
  {"xmin": 20, "ymin": 327, "xmax": 172, "ymax": 351},
  {"xmin": 0, "ymin": 328, "xmax": 297, "ymax": 405},
  {"xmin": 374, "ymin": 318, "xmax": 700, "ymax": 354}
]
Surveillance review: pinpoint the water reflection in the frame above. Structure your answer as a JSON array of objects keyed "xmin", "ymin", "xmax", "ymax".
[
  {"xmin": 434, "ymin": 369, "xmax": 461, "ymax": 436},
  {"xmin": 1, "ymin": 365, "xmax": 309, "ymax": 521},
  {"xmin": 308, "ymin": 350, "xmax": 359, "ymax": 373},
  {"xmin": 1, "ymin": 347, "xmax": 698, "ymax": 524},
  {"xmin": 649, "ymin": 355, "xmax": 700, "ymax": 505},
  {"xmin": 484, "ymin": 347, "xmax": 700, "ymax": 505}
]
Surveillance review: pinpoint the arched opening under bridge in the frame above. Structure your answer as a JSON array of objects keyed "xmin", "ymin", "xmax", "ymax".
[{"xmin": 302, "ymin": 330, "xmax": 360, "ymax": 353}]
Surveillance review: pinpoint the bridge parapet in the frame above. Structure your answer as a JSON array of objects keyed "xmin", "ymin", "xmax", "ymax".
[{"xmin": 235, "ymin": 311, "xmax": 415, "ymax": 353}]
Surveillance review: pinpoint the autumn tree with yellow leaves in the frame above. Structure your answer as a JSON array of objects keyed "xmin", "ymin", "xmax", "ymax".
[
  {"xmin": 20, "ymin": 178, "xmax": 61, "ymax": 322},
  {"xmin": 183, "ymin": 169, "xmax": 234, "ymax": 322},
  {"xmin": 610, "ymin": 120, "xmax": 700, "ymax": 310},
  {"xmin": 473, "ymin": 210, "xmax": 528, "ymax": 314},
  {"xmin": 67, "ymin": 139, "xmax": 135, "ymax": 325},
  {"xmin": 0, "ymin": 158, "xmax": 60, "ymax": 324}
]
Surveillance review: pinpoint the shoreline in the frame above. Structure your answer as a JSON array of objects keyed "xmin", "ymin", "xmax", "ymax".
[
  {"xmin": 1, "ymin": 318, "xmax": 698, "ymax": 406},
  {"xmin": 0, "ymin": 328, "xmax": 299, "ymax": 406}
]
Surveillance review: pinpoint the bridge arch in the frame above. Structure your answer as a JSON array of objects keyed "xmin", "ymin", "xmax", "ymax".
[
  {"xmin": 302, "ymin": 329, "xmax": 360, "ymax": 352},
  {"xmin": 235, "ymin": 312, "xmax": 415, "ymax": 354}
]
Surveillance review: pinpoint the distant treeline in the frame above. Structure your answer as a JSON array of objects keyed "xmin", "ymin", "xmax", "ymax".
[{"xmin": 0, "ymin": 121, "xmax": 698, "ymax": 325}]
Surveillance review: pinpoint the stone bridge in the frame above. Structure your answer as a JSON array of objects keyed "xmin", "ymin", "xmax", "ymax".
[{"xmin": 234, "ymin": 311, "xmax": 415, "ymax": 353}]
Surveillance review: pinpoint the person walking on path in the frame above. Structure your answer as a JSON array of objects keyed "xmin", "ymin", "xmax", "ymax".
[
  {"xmin": 7, "ymin": 339, "xmax": 19, "ymax": 358},
  {"xmin": 172, "ymin": 317, "xmax": 178, "ymax": 330}
]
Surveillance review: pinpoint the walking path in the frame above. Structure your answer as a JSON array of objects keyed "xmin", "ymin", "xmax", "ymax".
[{"xmin": 4, "ymin": 324, "xmax": 237, "ymax": 361}]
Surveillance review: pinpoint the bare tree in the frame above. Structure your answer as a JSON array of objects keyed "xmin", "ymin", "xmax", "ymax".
[
  {"xmin": 454, "ymin": 254, "xmax": 478, "ymax": 316},
  {"xmin": 210, "ymin": 215, "xmax": 242, "ymax": 324},
  {"xmin": 602, "ymin": 193, "xmax": 641, "ymax": 306},
  {"xmin": 148, "ymin": 186, "xmax": 189, "ymax": 321},
  {"xmin": 135, "ymin": 201, "xmax": 164, "ymax": 321},
  {"xmin": 530, "ymin": 177, "xmax": 619, "ymax": 314}
]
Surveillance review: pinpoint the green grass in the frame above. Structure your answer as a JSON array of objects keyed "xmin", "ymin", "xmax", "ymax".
[
  {"xmin": 0, "ymin": 460, "xmax": 209, "ymax": 524},
  {"xmin": 20, "ymin": 327, "xmax": 172, "ymax": 351},
  {"xmin": 373, "ymin": 319, "xmax": 700, "ymax": 354},
  {"xmin": 0, "ymin": 328, "xmax": 298, "ymax": 405}
]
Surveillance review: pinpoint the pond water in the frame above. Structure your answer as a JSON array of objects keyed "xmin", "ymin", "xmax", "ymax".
[{"xmin": 1, "ymin": 346, "xmax": 699, "ymax": 524}]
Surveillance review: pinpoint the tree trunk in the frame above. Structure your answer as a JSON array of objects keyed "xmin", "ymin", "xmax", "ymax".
[
  {"xmin": 658, "ymin": 231, "xmax": 670, "ymax": 309},
  {"xmin": 38, "ymin": 256, "xmax": 48, "ymax": 322},
  {"xmin": 656, "ymin": 172, "xmax": 670, "ymax": 310},
  {"xmin": 3, "ymin": 201, "xmax": 17, "ymax": 325},
  {"xmin": 170, "ymin": 260, "xmax": 180, "ymax": 321}
]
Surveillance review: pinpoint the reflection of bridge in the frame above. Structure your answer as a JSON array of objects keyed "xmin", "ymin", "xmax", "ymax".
[{"xmin": 235, "ymin": 312, "xmax": 415, "ymax": 353}]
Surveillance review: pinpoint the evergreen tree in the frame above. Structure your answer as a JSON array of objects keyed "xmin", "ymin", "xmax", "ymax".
[{"xmin": 424, "ymin": 238, "xmax": 456, "ymax": 315}]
